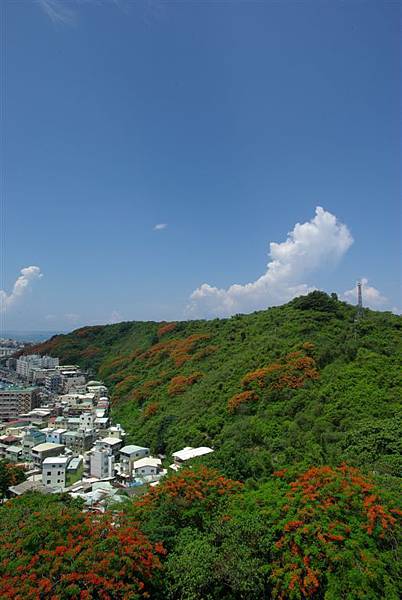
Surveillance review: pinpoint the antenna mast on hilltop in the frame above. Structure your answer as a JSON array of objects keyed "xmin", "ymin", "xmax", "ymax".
[{"xmin": 357, "ymin": 280, "xmax": 363, "ymax": 318}]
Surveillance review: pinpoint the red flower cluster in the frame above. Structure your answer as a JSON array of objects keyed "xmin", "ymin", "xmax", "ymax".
[
  {"xmin": 270, "ymin": 465, "xmax": 401, "ymax": 599},
  {"xmin": 227, "ymin": 390, "xmax": 259, "ymax": 413},
  {"xmin": 143, "ymin": 402, "xmax": 159, "ymax": 418},
  {"xmin": 157, "ymin": 322, "xmax": 177, "ymax": 337},
  {"xmin": 131, "ymin": 379, "xmax": 162, "ymax": 403},
  {"xmin": 135, "ymin": 466, "xmax": 242, "ymax": 512},
  {"xmin": 140, "ymin": 334, "xmax": 212, "ymax": 367},
  {"xmin": 241, "ymin": 348, "xmax": 319, "ymax": 393},
  {"xmin": 0, "ymin": 505, "xmax": 165, "ymax": 599},
  {"xmin": 168, "ymin": 372, "xmax": 203, "ymax": 396}
]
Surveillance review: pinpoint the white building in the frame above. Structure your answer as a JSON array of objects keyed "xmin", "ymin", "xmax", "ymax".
[
  {"xmin": 95, "ymin": 437, "xmax": 122, "ymax": 455},
  {"xmin": 31, "ymin": 442, "xmax": 65, "ymax": 467},
  {"xmin": 5, "ymin": 444, "xmax": 23, "ymax": 463},
  {"xmin": 171, "ymin": 446, "xmax": 214, "ymax": 469},
  {"xmin": 42, "ymin": 456, "xmax": 70, "ymax": 488},
  {"xmin": 89, "ymin": 449, "xmax": 115, "ymax": 479},
  {"xmin": 80, "ymin": 411, "xmax": 94, "ymax": 430},
  {"xmin": 119, "ymin": 445, "xmax": 150, "ymax": 476},
  {"xmin": 60, "ymin": 371, "xmax": 86, "ymax": 392},
  {"xmin": 46, "ymin": 428, "xmax": 67, "ymax": 445},
  {"xmin": 133, "ymin": 457, "xmax": 162, "ymax": 478},
  {"xmin": 16, "ymin": 355, "xmax": 59, "ymax": 380}
]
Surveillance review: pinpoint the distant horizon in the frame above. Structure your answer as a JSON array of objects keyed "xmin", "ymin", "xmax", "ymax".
[{"xmin": 2, "ymin": 290, "xmax": 400, "ymax": 341}]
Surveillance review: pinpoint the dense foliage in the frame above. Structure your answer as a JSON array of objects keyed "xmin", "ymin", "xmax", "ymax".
[
  {"xmin": 30, "ymin": 292, "xmax": 402, "ymax": 481},
  {"xmin": 20, "ymin": 292, "xmax": 401, "ymax": 598},
  {"xmin": 0, "ymin": 460, "xmax": 26, "ymax": 499},
  {"xmin": 0, "ymin": 493, "xmax": 165, "ymax": 599},
  {"xmin": 1, "ymin": 465, "xmax": 400, "ymax": 599}
]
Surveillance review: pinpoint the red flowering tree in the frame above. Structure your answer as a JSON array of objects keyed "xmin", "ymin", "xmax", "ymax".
[
  {"xmin": 157, "ymin": 322, "xmax": 177, "ymax": 337},
  {"xmin": 132, "ymin": 466, "xmax": 242, "ymax": 547},
  {"xmin": 269, "ymin": 465, "xmax": 401, "ymax": 598},
  {"xmin": 0, "ymin": 493, "xmax": 165, "ymax": 599},
  {"xmin": 227, "ymin": 390, "xmax": 259, "ymax": 413},
  {"xmin": 241, "ymin": 348, "xmax": 319, "ymax": 395},
  {"xmin": 168, "ymin": 372, "xmax": 203, "ymax": 396}
]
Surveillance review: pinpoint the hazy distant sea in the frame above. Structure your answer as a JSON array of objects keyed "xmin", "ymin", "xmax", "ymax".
[{"xmin": 1, "ymin": 331, "xmax": 64, "ymax": 343}]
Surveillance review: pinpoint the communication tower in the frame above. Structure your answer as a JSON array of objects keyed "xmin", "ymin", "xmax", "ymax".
[{"xmin": 357, "ymin": 280, "xmax": 363, "ymax": 318}]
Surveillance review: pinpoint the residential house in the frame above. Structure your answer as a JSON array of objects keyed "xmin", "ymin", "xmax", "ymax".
[
  {"xmin": 119, "ymin": 445, "xmax": 150, "ymax": 477},
  {"xmin": 42, "ymin": 456, "xmax": 71, "ymax": 488},
  {"xmin": 5, "ymin": 444, "xmax": 23, "ymax": 463},
  {"xmin": 31, "ymin": 442, "xmax": 65, "ymax": 467},
  {"xmin": 95, "ymin": 437, "xmax": 122, "ymax": 456},
  {"xmin": 62, "ymin": 430, "xmax": 94, "ymax": 453},
  {"xmin": 133, "ymin": 457, "xmax": 163, "ymax": 478}
]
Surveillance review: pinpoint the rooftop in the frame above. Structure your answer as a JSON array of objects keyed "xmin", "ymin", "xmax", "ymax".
[
  {"xmin": 172, "ymin": 446, "xmax": 214, "ymax": 462},
  {"xmin": 96, "ymin": 437, "xmax": 122, "ymax": 446},
  {"xmin": 0, "ymin": 384, "xmax": 37, "ymax": 393},
  {"xmin": 120, "ymin": 444, "xmax": 149, "ymax": 455},
  {"xmin": 42, "ymin": 456, "xmax": 71, "ymax": 465},
  {"xmin": 134, "ymin": 457, "xmax": 161, "ymax": 469},
  {"xmin": 9, "ymin": 480, "xmax": 57, "ymax": 495},
  {"xmin": 32, "ymin": 442, "xmax": 65, "ymax": 453},
  {"xmin": 6, "ymin": 445, "xmax": 23, "ymax": 453}
]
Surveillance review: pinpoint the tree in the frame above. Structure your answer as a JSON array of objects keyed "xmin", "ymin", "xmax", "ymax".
[
  {"xmin": 0, "ymin": 492, "xmax": 165, "ymax": 599},
  {"xmin": 0, "ymin": 460, "xmax": 26, "ymax": 499}
]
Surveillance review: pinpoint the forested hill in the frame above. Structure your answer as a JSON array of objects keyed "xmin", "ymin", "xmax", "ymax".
[{"xmin": 29, "ymin": 291, "xmax": 401, "ymax": 482}]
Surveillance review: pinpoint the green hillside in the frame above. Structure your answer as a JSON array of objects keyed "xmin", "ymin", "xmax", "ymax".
[
  {"xmin": 30, "ymin": 292, "xmax": 402, "ymax": 483},
  {"xmin": 9, "ymin": 291, "xmax": 402, "ymax": 599}
]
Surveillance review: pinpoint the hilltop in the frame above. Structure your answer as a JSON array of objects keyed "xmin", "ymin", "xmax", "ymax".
[{"xmin": 29, "ymin": 291, "xmax": 401, "ymax": 484}]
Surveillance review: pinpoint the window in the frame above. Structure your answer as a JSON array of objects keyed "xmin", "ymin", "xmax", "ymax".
[
  {"xmin": 47, "ymin": 471, "xmax": 51, "ymax": 475},
  {"xmin": 57, "ymin": 471, "xmax": 61, "ymax": 475},
  {"xmin": 47, "ymin": 480, "xmax": 51, "ymax": 484}
]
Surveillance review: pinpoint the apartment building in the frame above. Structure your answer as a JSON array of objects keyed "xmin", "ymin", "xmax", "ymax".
[{"xmin": 0, "ymin": 384, "xmax": 40, "ymax": 420}]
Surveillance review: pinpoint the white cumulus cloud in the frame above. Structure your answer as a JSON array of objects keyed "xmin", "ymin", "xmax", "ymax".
[
  {"xmin": 187, "ymin": 207, "xmax": 353, "ymax": 318},
  {"xmin": 0, "ymin": 266, "xmax": 43, "ymax": 313},
  {"xmin": 342, "ymin": 278, "xmax": 388, "ymax": 309},
  {"xmin": 154, "ymin": 223, "xmax": 167, "ymax": 231}
]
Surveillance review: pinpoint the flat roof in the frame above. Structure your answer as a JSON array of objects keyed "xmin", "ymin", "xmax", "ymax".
[
  {"xmin": 9, "ymin": 480, "xmax": 56, "ymax": 495},
  {"xmin": 32, "ymin": 442, "xmax": 65, "ymax": 452},
  {"xmin": 0, "ymin": 384, "xmax": 37, "ymax": 393},
  {"xmin": 172, "ymin": 446, "xmax": 214, "ymax": 461},
  {"xmin": 43, "ymin": 456, "xmax": 70, "ymax": 465},
  {"xmin": 134, "ymin": 457, "xmax": 161, "ymax": 469},
  {"xmin": 120, "ymin": 445, "xmax": 149, "ymax": 455},
  {"xmin": 6, "ymin": 445, "xmax": 23, "ymax": 453},
  {"xmin": 97, "ymin": 437, "xmax": 122, "ymax": 445},
  {"xmin": 67, "ymin": 457, "xmax": 82, "ymax": 469}
]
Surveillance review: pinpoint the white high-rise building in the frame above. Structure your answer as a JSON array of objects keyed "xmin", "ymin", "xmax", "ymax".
[{"xmin": 16, "ymin": 355, "xmax": 59, "ymax": 380}]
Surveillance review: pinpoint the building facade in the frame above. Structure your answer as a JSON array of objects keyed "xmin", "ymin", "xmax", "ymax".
[{"xmin": 0, "ymin": 385, "xmax": 40, "ymax": 420}]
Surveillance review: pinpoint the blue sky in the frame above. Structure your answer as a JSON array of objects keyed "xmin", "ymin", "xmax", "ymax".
[{"xmin": 1, "ymin": 0, "xmax": 400, "ymax": 331}]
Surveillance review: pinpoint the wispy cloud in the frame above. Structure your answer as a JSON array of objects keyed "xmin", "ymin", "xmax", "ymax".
[
  {"xmin": 153, "ymin": 223, "xmax": 167, "ymax": 231},
  {"xmin": 0, "ymin": 266, "xmax": 43, "ymax": 313},
  {"xmin": 187, "ymin": 207, "xmax": 353, "ymax": 318},
  {"xmin": 37, "ymin": 0, "xmax": 77, "ymax": 25}
]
